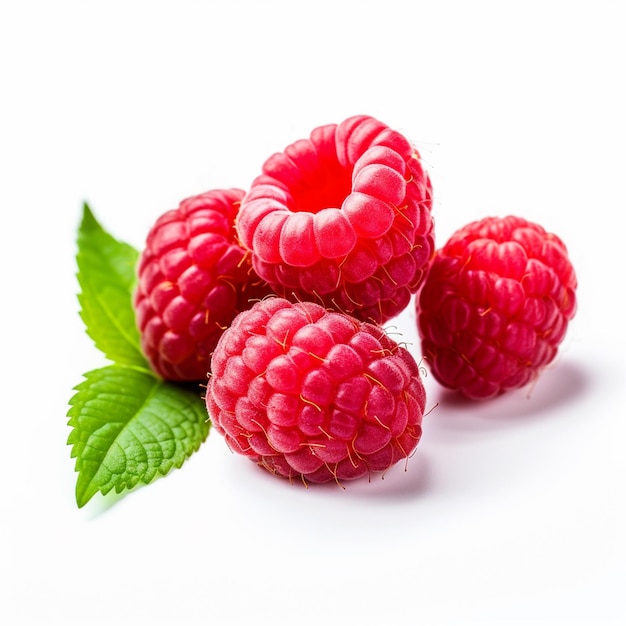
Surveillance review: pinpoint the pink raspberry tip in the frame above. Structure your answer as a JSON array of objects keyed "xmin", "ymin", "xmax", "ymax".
[
  {"xmin": 206, "ymin": 297, "xmax": 427, "ymax": 485},
  {"xmin": 416, "ymin": 215, "xmax": 578, "ymax": 400},
  {"xmin": 133, "ymin": 188, "xmax": 275, "ymax": 381},
  {"xmin": 236, "ymin": 115, "xmax": 435, "ymax": 325}
]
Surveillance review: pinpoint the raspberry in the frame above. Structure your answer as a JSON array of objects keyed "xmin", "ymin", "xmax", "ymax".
[
  {"xmin": 417, "ymin": 215, "xmax": 577, "ymax": 400},
  {"xmin": 206, "ymin": 297, "xmax": 426, "ymax": 484},
  {"xmin": 236, "ymin": 115, "xmax": 435, "ymax": 325},
  {"xmin": 134, "ymin": 189, "xmax": 274, "ymax": 381}
]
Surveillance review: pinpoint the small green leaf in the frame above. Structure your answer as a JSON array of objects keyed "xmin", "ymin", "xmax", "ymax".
[
  {"xmin": 67, "ymin": 365, "xmax": 209, "ymax": 508},
  {"xmin": 76, "ymin": 203, "xmax": 148, "ymax": 368}
]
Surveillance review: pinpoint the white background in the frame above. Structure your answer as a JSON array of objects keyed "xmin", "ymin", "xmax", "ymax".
[{"xmin": 2, "ymin": 1, "xmax": 625, "ymax": 625}]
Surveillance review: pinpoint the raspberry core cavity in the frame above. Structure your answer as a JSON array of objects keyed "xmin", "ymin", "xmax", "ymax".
[{"xmin": 236, "ymin": 115, "xmax": 435, "ymax": 324}]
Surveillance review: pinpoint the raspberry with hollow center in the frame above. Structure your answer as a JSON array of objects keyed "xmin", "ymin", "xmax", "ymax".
[
  {"xmin": 417, "ymin": 215, "xmax": 578, "ymax": 400},
  {"xmin": 206, "ymin": 297, "xmax": 427, "ymax": 485},
  {"xmin": 134, "ymin": 188, "xmax": 274, "ymax": 381},
  {"xmin": 236, "ymin": 115, "xmax": 435, "ymax": 325}
]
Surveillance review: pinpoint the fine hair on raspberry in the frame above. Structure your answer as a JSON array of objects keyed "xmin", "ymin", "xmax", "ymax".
[
  {"xmin": 236, "ymin": 115, "xmax": 435, "ymax": 325},
  {"xmin": 206, "ymin": 297, "xmax": 427, "ymax": 485},
  {"xmin": 134, "ymin": 188, "xmax": 273, "ymax": 381},
  {"xmin": 417, "ymin": 215, "xmax": 577, "ymax": 400}
]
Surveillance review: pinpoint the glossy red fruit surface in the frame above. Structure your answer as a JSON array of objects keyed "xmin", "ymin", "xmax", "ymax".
[
  {"xmin": 134, "ymin": 189, "xmax": 273, "ymax": 381},
  {"xmin": 417, "ymin": 215, "xmax": 577, "ymax": 399},
  {"xmin": 206, "ymin": 297, "xmax": 427, "ymax": 484},
  {"xmin": 236, "ymin": 115, "xmax": 435, "ymax": 324}
]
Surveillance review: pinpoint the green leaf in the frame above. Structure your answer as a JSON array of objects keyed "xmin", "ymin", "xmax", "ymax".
[
  {"xmin": 76, "ymin": 203, "xmax": 149, "ymax": 369},
  {"xmin": 67, "ymin": 365, "xmax": 209, "ymax": 508}
]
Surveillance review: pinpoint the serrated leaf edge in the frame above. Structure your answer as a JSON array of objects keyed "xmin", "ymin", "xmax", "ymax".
[
  {"xmin": 75, "ymin": 202, "xmax": 148, "ymax": 368},
  {"xmin": 67, "ymin": 367, "xmax": 209, "ymax": 507}
]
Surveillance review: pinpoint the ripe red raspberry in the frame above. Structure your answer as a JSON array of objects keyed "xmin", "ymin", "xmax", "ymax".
[
  {"xmin": 134, "ymin": 189, "xmax": 273, "ymax": 381},
  {"xmin": 236, "ymin": 115, "xmax": 435, "ymax": 325},
  {"xmin": 417, "ymin": 215, "xmax": 577, "ymax": 400},
  {"xmin": 206, "ymin": 297, "xmax": 426, "ymax": 485}
]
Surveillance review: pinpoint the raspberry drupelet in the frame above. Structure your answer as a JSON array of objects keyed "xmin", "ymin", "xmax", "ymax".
[
  {"xmin": 134, "ymin": 189, "xmax": 274, "ymax": 381},
  {"xmin": 236, "ymin": 115, "xmax": 435, "ymax": 325},
  {"xmin": 206, "ymin": 297, "xmax": 427, "ymax": 485},
  {"xmin": 417, "ymin": 215, "xmax": 578, "ymax": 400}
]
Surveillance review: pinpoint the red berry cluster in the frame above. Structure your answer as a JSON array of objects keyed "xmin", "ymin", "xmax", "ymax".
[
  {"xmin": 134, "ymin": 188, "xmax": 274, "ymax": 381},
  {"xmin": 207, "ymin": 297, "xmax": 426, "ymax": 484},
  {"xmin": 237, "ymin": 115, "xmax": 435, "ymax": 324},
  {"xmin": 133, "ymin": 114, "xmax": 577, "ymax": 484},
  {"xmin": 417, "ymin": 215, "xmax": 577, "ymax": 399}
]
